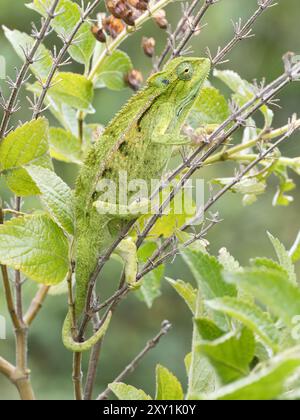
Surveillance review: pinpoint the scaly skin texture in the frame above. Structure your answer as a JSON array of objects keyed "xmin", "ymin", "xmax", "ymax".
[{"xmin": 63, "ymin": 57, "xmax": 211, "ymax": 352}]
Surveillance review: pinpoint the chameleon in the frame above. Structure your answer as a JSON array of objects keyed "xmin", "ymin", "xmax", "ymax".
[{"xmin": 63, "ymin": 57, "xmax": 211, "ymax": 352}]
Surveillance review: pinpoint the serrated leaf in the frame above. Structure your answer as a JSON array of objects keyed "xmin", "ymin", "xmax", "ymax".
[
  {"xmin": 186, "ymin": 290, "xmax": 217, "ymax": 399},
  {"xmin": 182, "ymin": 249, "xmax": 237, "ymax": 331},
  {"xmin": 166, "ymin": 278, "xmax": 197, "ymax": 313},
  {"xmin": 218, "ymin": 248, "xmax": 242, "ymax": 273},
  {"xmin": 0, "ymin": 214, "xmax": 69, "ymax": 285},
  {"xmin": 94, "ymin": 50, "xmax": 133, "ymax": 91},
  {"xmin": 28, "ymin": 0, "xmax": 96, "ymax": 66},
  {"xmin": 136, "ymin": 265, "xmax": 164, "ymax": 308},
  {"xmin": 188, "ymin": 86, "xmax": 230, "ymax": 127},
  {"xmin": 0, "ymin": 118, "xmax": 52, "ymax": 196},
  {"xmin": 206, "ymin": 297, "xmax": 280, "ymax": 352},
  {"xmin": 3, "ymin": 26, "xmax": 52, "ymax": 78},
  {"xmin": 26, "ymin": 165, "xmax": 75, "ymax": 235},
  {"xmin": 182, "ymin": 249, "xmax": 237, "ymax": 301},
  {"xmin": 198, "ymin": 328, "xmax": 255, "ymax": 384},
  {"xmin": 48, "ymin": 73, "xmax": 94, "ymax": 113},
  {"xmin": 268, "ymin": 232, "xmax": 297, "ymax": 284},
  {"xmin": 195, "ymin": 318, "xmax": 224, "ymax": 341},
  {"xmin": 49, "ymin": 127, "xmax": 82, "ymax": 164},
  {"xmin": 109, "ymin": 383, "xmax": 152, "ymax": 400},
  {"xmin": 224, "ymin": 268, "xmax": 300, "ymax": 328},
  {"xmin": 208, "ymin": 354, "xmax": 300, "ymax": 400},
  {"xmin": 155, "ymin": 365, "xmax": 184, "ymax": 400}
]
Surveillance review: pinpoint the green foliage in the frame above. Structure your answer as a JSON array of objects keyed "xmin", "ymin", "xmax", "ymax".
[
  {"xmin": 28, "ymin": 0, "xmax": 96, "ymax": 67},
  {"xmin": 94, "ymin": 50, "xmax": 133, "ymax": 91},
  {"xmin": 0, "ymin": 214, "xmax": 69, "ymax": 285},
  {"xmin": 155, "ymin": 365, "xmax": 184, "ymax": 400},
  {"xmin": 114, "ymin": 233, "xmax": 300, "ymax": 401},
  {"xmin": 0, "ymin": 118, "xmax": 52, "ymax": 196},
  {"xmin": 26, "ymin": 165, "xmax": 75, "ymax": 235},
  {"xmin": 109, "ymin": 383, "xmax": 152, "ymax": 400}
]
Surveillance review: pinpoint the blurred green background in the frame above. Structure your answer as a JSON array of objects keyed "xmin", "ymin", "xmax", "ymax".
[{"xmin": 0, "ymin": 0, "xmax": 300, "ymax": 400}]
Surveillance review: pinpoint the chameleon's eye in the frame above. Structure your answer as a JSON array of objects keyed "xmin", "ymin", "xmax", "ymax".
[{"xmin": 176, "ymin": 62, "xmax": 194, "ymax": 81}]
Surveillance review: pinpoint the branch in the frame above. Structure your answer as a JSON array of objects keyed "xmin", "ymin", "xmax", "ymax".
[
  {"xmin": 171, "ymin": 0, "xmax": 219, "ymax": 59},
  {"xmin": 0, "ymin": 357, "xmax": 15, "ymax": 382},
  {"xmin": 96, "ymin": 320, "xmax": 172, "ymax": 400},
  {"xmin": 32, "ymin": 0, "xmax": 103, "ymax": 119},
  {"xmin": 24, "ymin": 285, "xmax": 50, "ymax": 326},
  {"xmin": 0, "ymin": 0, "xmax": 60, "ymax": 140},
  {"xmin": 211, "ymin": 0, "xmax": 276, "ymax": 66},
  {"xmin": 155, "ymin": 0, "xmax": 204, "ymax": 70}
]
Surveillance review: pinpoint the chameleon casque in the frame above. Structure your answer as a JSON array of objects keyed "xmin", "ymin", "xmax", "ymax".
[{"xmin": 63, "ymin": 57, "xmax": 211, "ymax": 352}]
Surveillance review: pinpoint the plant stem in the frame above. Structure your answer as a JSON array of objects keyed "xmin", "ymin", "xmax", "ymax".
[{"xmin": 24, "ymin": 286, "xmax": 50, "ymax": 326}]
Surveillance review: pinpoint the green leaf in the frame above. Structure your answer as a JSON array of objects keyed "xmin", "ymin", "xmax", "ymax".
[
  {"xmin": 3, "ymin": 26, "xmax": 52, "ymax": 78},
  {"xmin": 218, "ymin": 248, "xmax": 242, "ymax": 273},
  {"xmin": 48, "ymin": 73, "xmax": 94, "ymax": 113},
  {"xmin": 49, "ymin": 127, "xmax": 82, "ymax": 164},
  {"xmin": 182, "ymin": 249, "xmax": 237, "ymax": 330},
  {"xmin": 208, "ymin": 354, "xmax": 300, "ymax": 400},
  {"xmin": 136, "ymin": 265, "xmax": 164, "ymax": 308},
  {"xmin": 28, "ymin": 0, "xmax": 96, "ymax": 66},
  {"xmin": 94, "ymin": 50, "xmax": 133, "ymax": 91},
  {"xmin": 195, "ymin": 318, "xmax": 224, "ymax": 341},
  {"xmin": 0, "ymin": 214, "xmax": 69, "ymax": 285},
  {"xmin": 109, "ymin": 383, "xmax": 152, "ymax": 400},
  {"xmin": 155, "ymin": 365, "xmax": 184, "ymax": 400},
  {"xmin": 0, "ymin": 118, "xmax": 52, "ymax": 196},
  {"xmin": 198, "ymin": 328, "xmax": 255, "ymax": 384},
  {"xmin": 206, "ymin": 297, "xmax": 280, "ymax": 352},
  {"xmin": 186, "ymin": 290, "xmax": 217, "ymax": 399},
  {"xmin": 182, "ymin": 249, "xmax": 237, "ymax": 301},
  {"xmin": 25, "ymin": 166, "xmax": 75, "ymax": 235},
  {"xmin": 213, "ymin": 177, "xmax": 266, "ymax": 196},
  {"xmin": 166, "ymin": 278, "xmax": 197, "ymax": 313},
  {"xmin": 273, "ymin": 164, "xmax": 295, "ymax": 207},
  {"xmin": 268, "ymin": 232, "xmax": 297, "ymax": 284},
  {"xmin": 224, "ymin": 268, "xmax": 300, "ymax": 328},
  {"xmin": 188, "ymin": 86, "xmax": 230, "ymax": 127}
]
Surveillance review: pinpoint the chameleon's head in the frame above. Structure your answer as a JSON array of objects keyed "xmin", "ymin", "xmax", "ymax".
[{"xmin": 149, "ymin": 57, "xmax": 211, "ymax": 121}]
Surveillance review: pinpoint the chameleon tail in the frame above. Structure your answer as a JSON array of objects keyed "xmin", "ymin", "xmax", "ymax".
[{"xmin": 62, "ymin": 310, "xmax": 112, "ymax": 353}]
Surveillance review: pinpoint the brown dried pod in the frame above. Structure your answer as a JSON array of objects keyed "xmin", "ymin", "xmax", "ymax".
[
  {"xmin": 102, "ymin": 15, "xmax": 125, "ymax": 38},
  {"xmin": 142, "ymin": 37, "xmax": 155, "ymax": 57},
  {"xmin": 91, "ymin": 24, "xmax": 107, "ymax": 43},
  {"xmin": 122, "ymin": 9, "xmax": 136, "ymax": 26},
  {"xmin": 130, "ymin": 0, "xmax": 149, "ymax": 11},
  {"xmin": 124, "ymin": 69, "xmax": 144, "ymax": 91},
  {"xmin": 106, "ymin": 0, "xmax": 127, "ymax": 19},
  {"xmin": 153, "ymin": 9, "xmax": 168, "ymax": 30}
]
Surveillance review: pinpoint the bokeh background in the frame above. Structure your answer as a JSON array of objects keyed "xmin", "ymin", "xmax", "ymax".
[{"xmin": 0, "ymin": 0, "xmax": 300, "ymax": 400}]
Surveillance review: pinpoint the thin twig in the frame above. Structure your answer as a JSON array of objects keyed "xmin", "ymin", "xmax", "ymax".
[
  {"xmin": 84, "ymin": 311, "xmax": 102, "ymax": 400},
  {"xmin": 96, "ymin": 320, "xmax": 172, "ymax": 400},
  {"xmin": 32, "ymin": 0, "xmax": 103, "ymax": 119},
  {"xmin": 24, "ymin": 286, "xmax": 50, "ymax": 326},
  {"xmin": 0, "ymin": 0, "xmax": 60, "ymax": 140}
]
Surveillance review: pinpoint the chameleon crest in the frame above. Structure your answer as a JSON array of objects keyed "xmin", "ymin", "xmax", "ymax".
[{"xmin": 63, "ymin": 57, "xmax": 211, "ymax": 351}]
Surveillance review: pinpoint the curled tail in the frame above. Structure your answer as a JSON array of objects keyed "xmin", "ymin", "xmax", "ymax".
[{"xmin": 62, "ymin": 310, "xmax": 112, "ymax": 353}]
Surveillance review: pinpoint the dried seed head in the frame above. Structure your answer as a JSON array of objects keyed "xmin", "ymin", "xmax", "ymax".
[
  {"xmin": 125, "ymin": 69, "xmax": 144, "ymax": 91},
  {"xmin": 122, "ymin": 9, "xmax": 137, "ymax": 26},
  {"xmin": 91, "ymin": 24, "xmax": 107, "ymax": 43},
  {"xmin": 127, "ymin": 0, "xmax": 149, "ymax": 10},
  {"xmin": 153, "ymin": 9, "xmax": 168, "ymax": 30},
  {"xmin": 106, "ymin": 0, "xmax": 128, "ymax": 19},
  {"xmin": 142, "ymin": 37, "xmax": 156, "ymax": 57},
  {"xmin": 102, "ymin": 15, "xmax": 125, "ymax": 38}
]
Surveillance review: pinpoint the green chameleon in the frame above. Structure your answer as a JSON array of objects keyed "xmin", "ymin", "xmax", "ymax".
[{"xmin": 63, "ymin": 57, "xmax": 211, "ymax": 352}]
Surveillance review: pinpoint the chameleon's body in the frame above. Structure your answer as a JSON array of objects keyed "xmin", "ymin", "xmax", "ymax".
[{"xmin": 63, "ymin": 57, "xmax": 211, "ymax": 351}]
